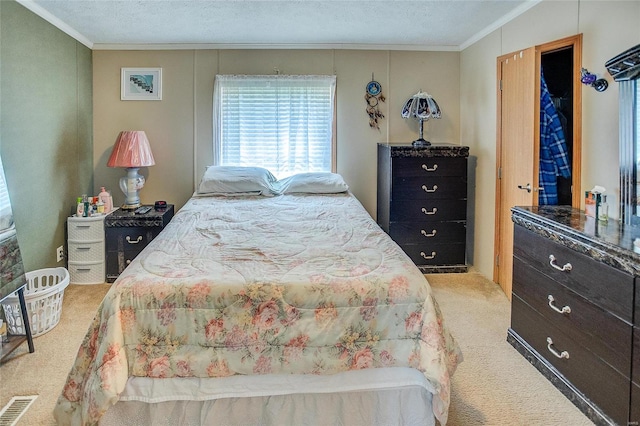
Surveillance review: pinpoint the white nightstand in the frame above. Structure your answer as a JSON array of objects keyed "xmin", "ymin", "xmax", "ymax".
[{"xmin": 67, "ymin": 215, "xmax": 106, "ymax": 284}]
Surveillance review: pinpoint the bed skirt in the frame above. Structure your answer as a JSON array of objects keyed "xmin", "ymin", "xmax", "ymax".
[{"xmin": 100, "ymin": 368, "xmax": 435, "ymax": 426}]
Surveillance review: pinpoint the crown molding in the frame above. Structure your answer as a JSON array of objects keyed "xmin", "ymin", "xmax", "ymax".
[
  {"xmin": 460, "ymin": 0, "xmax": 542, "ymax": 50},
  {"xmin": 91, "ymin": 43, "xmax": 460, "ymax": 52},
  {"xmin": 16, "ymin": 0, "xmax": 93, "ymax": 48}
]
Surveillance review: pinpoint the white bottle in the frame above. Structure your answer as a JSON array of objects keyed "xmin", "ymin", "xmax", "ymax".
[{"xmin": 99, "ymin": 187, "xmax": 112, "ymax": 213}]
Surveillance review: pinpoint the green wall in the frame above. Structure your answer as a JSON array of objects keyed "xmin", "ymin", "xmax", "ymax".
[{"xmin": 0, "ymin": 0, "xmax": 93, "ymax": 272}]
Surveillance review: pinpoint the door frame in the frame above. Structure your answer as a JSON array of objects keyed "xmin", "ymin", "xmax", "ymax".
[{"xmin": 493, "ymin": 34, "xmax": 583, "ymax": 290}]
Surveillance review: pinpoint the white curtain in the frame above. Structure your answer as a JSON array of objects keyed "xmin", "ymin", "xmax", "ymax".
[{"xmin": 213, "ymin": 75, "xmax": 336, "ymax": 179}]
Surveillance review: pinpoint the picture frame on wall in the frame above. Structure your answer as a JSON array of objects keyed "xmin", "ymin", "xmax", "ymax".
[{"xmin": 121, "ymin": 68, "xmax": 162, "ymax": 101}]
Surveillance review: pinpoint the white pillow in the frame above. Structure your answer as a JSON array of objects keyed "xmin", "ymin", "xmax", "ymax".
[
  {"xmin": 197, "ymin": 166, "xmax": 278, "ymax": 196},
  {"xmin": 277, "ymin": 172, "xmax": 348, "ymax": 194}
]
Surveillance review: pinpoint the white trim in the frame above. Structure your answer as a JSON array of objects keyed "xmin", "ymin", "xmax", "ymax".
[
  {"xmin": 459, "ymin": 0, "xmax": 542, "ymax": 51},
  {"xmin": 92, "ymin": 43, "xmax": 460, "ymax": 52},
  {"xmin": 15, "ymin": 0, "xmax": 93, "ymax": 49}
]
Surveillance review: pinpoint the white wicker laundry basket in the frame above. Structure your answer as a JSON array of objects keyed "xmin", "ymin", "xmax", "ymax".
[{"xmin": 1, "ymin": 267, "xmax": 70, "ymax": 337}]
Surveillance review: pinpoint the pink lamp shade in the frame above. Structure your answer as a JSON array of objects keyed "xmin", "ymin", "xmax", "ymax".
[{"xmin": 107, "ymin": 131, "xmax": 155, "ymax": 168}]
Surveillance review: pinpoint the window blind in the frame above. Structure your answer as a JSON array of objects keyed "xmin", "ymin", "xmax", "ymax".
[{"xmin": 213, "ymin": 75, "xmax": 336, "ymax": 179}]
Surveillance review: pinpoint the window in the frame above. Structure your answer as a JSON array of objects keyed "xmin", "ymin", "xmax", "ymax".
[{"xmin": 213, "ymin": 75, "xmax": 336, "ymax": 179}]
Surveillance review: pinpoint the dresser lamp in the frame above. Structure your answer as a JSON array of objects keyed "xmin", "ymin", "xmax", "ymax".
[
  {"xmin": 107, "ymin": 130, "xmax": 155, "ymax": 210},
  {"xmin": 401, "ymin": 91, "xmax": 441, "ymax": 147}
]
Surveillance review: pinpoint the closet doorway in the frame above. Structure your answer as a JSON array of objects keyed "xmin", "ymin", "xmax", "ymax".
[{"xmin": 494, "ymin": 35, "xmax": 582, "ymax": 299}]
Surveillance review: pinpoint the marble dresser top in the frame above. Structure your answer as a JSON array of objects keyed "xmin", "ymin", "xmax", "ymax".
[
  {"xmin": 378, "ymin": 143, "xmax": 469, "ymax": 158},
  {"xmin": 512, "ymin": 205, "xmax": 640, "ymax": 276}
]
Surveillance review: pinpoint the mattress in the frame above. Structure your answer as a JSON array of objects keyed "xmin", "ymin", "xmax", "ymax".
[{"xmin": 54, "ymin": 193, "xmax": 462, "ymax": 425}]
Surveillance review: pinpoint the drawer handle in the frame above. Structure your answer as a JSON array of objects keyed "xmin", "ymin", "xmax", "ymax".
[
  {"xmin": 76, "ymin": 247, "xmax": 91, "ymax": 251},
  {"xmin": 546, "ymin": 337, "xmax": 570, "ymax": 359},
  {"xmin": 76, "ymin": 225, "xmax": 91, "ymax": 229},
  {"xmin": 420, "ymin": 251, "xmax": 436, "ymax": 260},
  {"xmin": 547, "ymin": 295, "xmax": 571, "ymax": 315},
  {"xmin": 421, "ymin": 184, "xmax": 438, "ymax": 193},
  {"xmin": 76, "ymin": 268, "xmax": 92, "ymax": 272},
  {"xmin": 421, "ymin": 164, "xmax": 438, "ymax": 172},
  {"xmin": 126, "ymin": 235, "xmax": 143, "ymax": 244},
  {"xmin": 421, "ymin": 207, "xmax": 438, "ymax": 215},
  {"xmin": 548, "ymin": 254, "xmax": 572, "ymax": 272},
  {"xmin": 126, "ymin": 260, "xmax": 132, "ymax": 265},
  {"xmin": 421, "ymin": 229, "xmax": 437, "ymax": 237}
]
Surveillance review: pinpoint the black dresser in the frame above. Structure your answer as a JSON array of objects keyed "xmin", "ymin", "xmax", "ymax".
[
  {"xmin": 509, "ymin": 206, "xmax": 640, "ymax": 426},
  {"xmin": 104, "ymin": 205, "xmax": 174, "ymax": 283},
  {"xmin": 377, "ymin": 143, "xmax": 469, "ymax": 273}
]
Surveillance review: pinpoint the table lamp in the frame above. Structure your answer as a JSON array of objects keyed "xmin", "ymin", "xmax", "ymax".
[
  {"xmin": 107, "ymin": 130, "xmax": 155, "ymax": 209},
  {"xmin": 401, "ymin": 91, "xmax": 441, "ymax": 146}
]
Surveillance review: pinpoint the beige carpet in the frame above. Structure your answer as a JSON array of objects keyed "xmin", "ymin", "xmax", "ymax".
[{"xmin": 0, "ymin": 271, "xmax": 593, "ymax": 425}]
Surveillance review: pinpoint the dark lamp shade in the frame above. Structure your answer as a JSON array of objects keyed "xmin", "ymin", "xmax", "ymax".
[{"xmin": 401, "ymin": 91, "xmax": 442, "ymax": 121}]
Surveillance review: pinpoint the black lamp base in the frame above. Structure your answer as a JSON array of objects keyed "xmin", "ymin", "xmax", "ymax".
[{"xmin": 412, "ymin": 138, "xmax": 431, "ymax": 147}]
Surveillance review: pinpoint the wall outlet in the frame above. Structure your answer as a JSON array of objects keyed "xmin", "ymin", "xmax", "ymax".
[{"xmin": 56, "ymin": 245, "xmax": 64, "ymax": 263}]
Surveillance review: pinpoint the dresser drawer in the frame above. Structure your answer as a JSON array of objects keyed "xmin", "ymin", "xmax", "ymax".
[
  {"xmin": 391, "ymin": 176, "xmax": 467, "ymax": 200},
  {"xmin": 68, "ymin": 240, "xmax": 105, "ymax": 262},
  {"xmin": 389, "ymin": 221, "xmax": 466, "ymax": 244},
  {"xmin": 632, "ymin": 382, "xmax": 640, "ymax": 426},
  {"xmin": 512, "ymin": 295, "xmax": 630, "ymax": 425},
  {"xmin": 68, "ymin": 218, "xmax": 105, "ymax": 241},
  {"xmin": 634, "ymin": 326, "xmax": 640, "ymax": 385},
  {"xmin": 399, "ymin": 242, "xmax": 465, "ymax": 266},
  {"xmin": 391, "ymin": 157, "xmax": 467, "ymax": 178},
  {"xmin": 513, "ymin": 257, "xmax": 632, "ymax": 376},
  {"xmin": 390, "ymin": 199, "xmax": 467, "ymax": 222},
  {"xmin": 513, "ymin": 225, "xmax": 634, "ymax": 322}
]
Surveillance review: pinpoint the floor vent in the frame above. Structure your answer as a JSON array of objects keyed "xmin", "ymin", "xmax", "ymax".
[{"xmin": 0, "ymin": 395, "xmax": 37, "ymax": 426}]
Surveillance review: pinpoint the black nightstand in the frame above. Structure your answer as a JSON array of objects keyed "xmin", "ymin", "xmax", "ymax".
[{"xmin": 104, "ymin": 205, "xmax": 174, "ymax": 283}]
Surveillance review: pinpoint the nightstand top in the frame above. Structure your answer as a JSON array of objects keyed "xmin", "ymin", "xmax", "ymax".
[
  {"xmin": 105, "ymin": 205, "xmax": 174, "ymax": 227},
  {"xmin": 378, "ymin": 143, "xmax": 469, "ymax": 158}
]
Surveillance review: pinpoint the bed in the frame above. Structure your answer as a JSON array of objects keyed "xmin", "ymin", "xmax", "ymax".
[{"xmin": 53, "ymin": 169, "xmax": 462, "ymax": 426}]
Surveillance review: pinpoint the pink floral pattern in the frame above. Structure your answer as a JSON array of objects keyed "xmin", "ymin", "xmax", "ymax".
[{"xmin": 53, "ymin": 194, "xmax": 462, "ymax": 426}]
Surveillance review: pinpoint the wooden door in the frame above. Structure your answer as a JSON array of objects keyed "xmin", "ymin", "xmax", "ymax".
[
  {"xmin": 494, "ymin": 35, "xmax": 582, "ymax": 300},
  {"xmin": 494, "ymin": 47, "xmax": 537, "ymax": 299}
]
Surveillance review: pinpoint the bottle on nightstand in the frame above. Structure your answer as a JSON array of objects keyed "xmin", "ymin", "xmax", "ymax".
[{"xmin": 98, "ymin": 187, "xmax": 113, "ymax": 213}]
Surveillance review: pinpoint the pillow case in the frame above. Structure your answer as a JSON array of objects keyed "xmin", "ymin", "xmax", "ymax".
[
  {"xmin": 277, "ymin": 172, "xmax": 348, "ymax": 194},
  {"xmin": 197, "ymin": 166, "xmax": 278, "ymax": 196}
]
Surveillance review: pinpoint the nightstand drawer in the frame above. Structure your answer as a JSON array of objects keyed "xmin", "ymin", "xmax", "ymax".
[
  {"xmin": 68, "ymin": 261, "xmax": 105, "ymax": 285},
  {"xmin": 68, "ymin": 217, "xmax": 104, "ymax": 240},
  {"xmin": 512, "ymin": 295, "xmax": 630, "ymax": 425},
  {"xmin": 390, "ymin": 199, "xmax": 467, "ymax": 222},
  {"xmin": 391, "ymin": 157, "xmax": 466, "ymax": 178},
  {"xmin": 399, "ymin": 242, "xmax": 465, "ymax": 266},
  {"xmin": 105, "ymin": 227, "xmax": 161, "ymax": 253},
  {"xmin": 392, "ymin": 176, "xmax": 467, "ymax": 200},
  {"xmin": 514, "ymin": 225, "xmax": 634, "ymax": 322},
  {"xmin": 68, "ymin": 240, "xmax": 104, "ymax": 262},
  {"xmin": 389, "ymin": 221, "xmax": 466, "ymax": 244},
  {"xmin": 513, "ymin": 257, "xmax": 632, "ymax": 376}
]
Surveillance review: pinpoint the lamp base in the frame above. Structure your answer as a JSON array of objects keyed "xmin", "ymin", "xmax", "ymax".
[
  {"xmin": 120, "ymin": 202, "xmax": 141, "ymax": 210},
  {"xmin": 118, "ymin": 167, "xmax": 146, "ymax": 210},
  {"xmin": 412, "ymin": 138, "xmax": 432, "ymax": 147}
]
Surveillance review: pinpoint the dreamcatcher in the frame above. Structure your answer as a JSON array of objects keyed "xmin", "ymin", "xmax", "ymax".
[{"xmin": 365, "ymin": 75, "xmax": 385, "ymax": 130}]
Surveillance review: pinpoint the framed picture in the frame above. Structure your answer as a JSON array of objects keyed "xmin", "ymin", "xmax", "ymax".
[{"xmin": 121, "ymin": 68, "xmax": 162, "ymax": 101}]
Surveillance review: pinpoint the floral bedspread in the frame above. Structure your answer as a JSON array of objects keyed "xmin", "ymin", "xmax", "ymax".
[{"xmin": 54, "ymin": 193, "xmax": 462, "ymax": 425}]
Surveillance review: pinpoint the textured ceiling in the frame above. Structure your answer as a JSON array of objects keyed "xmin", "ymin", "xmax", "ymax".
[{"xmin": 22, "ymin": 0, "xmax": 536, "ymax": 50}]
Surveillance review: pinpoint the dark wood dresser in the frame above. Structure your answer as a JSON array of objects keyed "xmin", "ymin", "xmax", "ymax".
[
  {"xmin": 377, "ymin": 143, "xmax": 469, "ymax": 273},
  {"xmin": 509, "ymin": 205, "xmax": 640, "ymax": 426},
  {"xmin": 104, "ymin": 205, "xmax": 174, "ymax": 283}
]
